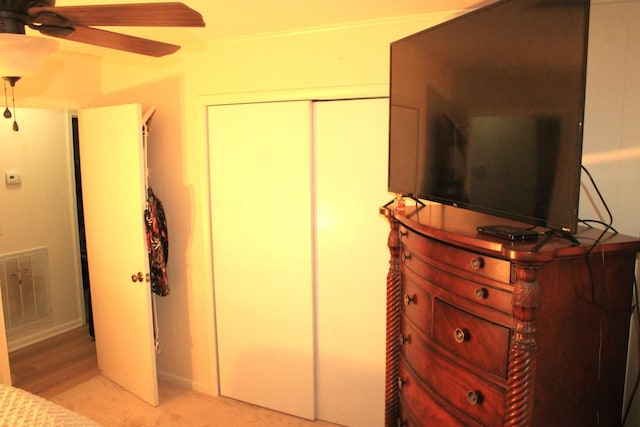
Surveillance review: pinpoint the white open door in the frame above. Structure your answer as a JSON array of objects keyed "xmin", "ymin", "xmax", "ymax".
[{"xmin": 78, "ymin": 103, "xmax": 158, "ymax": 406}]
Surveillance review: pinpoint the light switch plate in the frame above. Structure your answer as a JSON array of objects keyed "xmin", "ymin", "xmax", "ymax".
[{"xmin": 5, "ymin": 171, "xmax": 21, "ymax": 185}]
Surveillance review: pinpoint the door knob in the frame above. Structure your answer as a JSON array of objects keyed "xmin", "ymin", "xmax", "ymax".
[{"xmin": 131, "ymin": 272, "xmax": 144, "ymax": 283}]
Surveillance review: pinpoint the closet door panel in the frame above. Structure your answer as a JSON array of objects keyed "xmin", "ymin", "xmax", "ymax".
[
  {"xmin": 209, "ymin": 101, "xmax": 315, "ymax": 420},
  {"xmin": 315, "ymin": 98, "xmax": 390, "ymax": 427}
]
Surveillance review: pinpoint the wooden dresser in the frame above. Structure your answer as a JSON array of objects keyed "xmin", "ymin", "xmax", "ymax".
[{"xmin": 381, "ymin": 203, "xmax": 640, "ymax": 427}]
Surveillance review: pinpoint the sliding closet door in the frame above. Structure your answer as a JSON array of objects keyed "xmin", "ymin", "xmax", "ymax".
[
  {"xmin": 209, "ymin": 101, "xmax": 315, "ymax": 420},
  {"xmin": 315, "ymin": 98, "xmax": 390, "ymax": 427}
]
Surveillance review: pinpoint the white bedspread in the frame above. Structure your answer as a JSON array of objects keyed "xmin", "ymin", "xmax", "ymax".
[{"xmin": 0, "ymin": 383, "xmax": 100, "ymax": 426}]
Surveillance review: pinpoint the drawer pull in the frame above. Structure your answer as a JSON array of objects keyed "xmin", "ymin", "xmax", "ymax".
[
  {"xmin": 474, "ymin": 287, "xmax": 488, "ymax": 300},
  {"xmin": 399, "ymin": 333, "xmax": 410, "ymax": 346},
  {"xmin": 397, "ymin": 377, "xmax": 406, "ymax": 390},
  {"xmin": 399, "ymin": 230, "xmax": 408, "ymax": 238},
  {"xmin": 466, "ymin": 390, "xmax": 483, "ymax": 406},
  {"xmin": 454, "ymin": 328, "xmax": 469, "ymax": 343},
  {"xmin": 470, "ymin": 257, "xmax": 485, "ymax": 270},
  {"xmin": 402, "ymin": 253, "xmax": 411, "ymax": 262},
  {"xmin": 404, "ymin": 294, "xmax": 416, "ymax": 306}
]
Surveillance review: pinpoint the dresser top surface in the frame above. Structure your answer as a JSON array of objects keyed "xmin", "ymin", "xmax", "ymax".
[{"xmin": 382, "ymin": 202, "xmax": 640, "ymax": 262}]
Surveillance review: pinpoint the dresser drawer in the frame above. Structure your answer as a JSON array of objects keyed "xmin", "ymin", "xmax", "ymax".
[
  {"xmin": 401, "ymin": 274, "xmax": 432, "ymax": 333},
  {"xmin": 398, "ymin": 358, "xmax": 479, "ymax": 427},
  {"xmin": 404, "ymin": 254, "xmax": 513, "ymax": 315},
  {"xmin": 400, "ymin": 338, "xmax": 506, "ymax": 427},
  {"xmin": 400, "ymin": 226, "xmax": 512, "ymax": 284},
  {"xmin": 433, "ymin": 298, "xmax": 510, "ymax": 379}
]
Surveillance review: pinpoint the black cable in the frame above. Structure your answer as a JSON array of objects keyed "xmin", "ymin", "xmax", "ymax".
[
  {"xmin": 581, "ymin": 165, "xmax": 615, "ymax": 255},
  {"xmin": 405, "ymin": 194, "xmax": 426, "ymax": 207},
  {"xmin": 580, "ymin": 165, "xmax": 617, "ymax": 312},
  {"xmin": 579, "ymin": 218, "xmax": 619, "ymax": 234}
]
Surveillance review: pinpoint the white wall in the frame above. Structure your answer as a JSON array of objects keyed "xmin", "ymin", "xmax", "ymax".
[
  {"xmin": 581, "ymin": 2, "xmax": 640, "ymax": 425},
  {"xmin": 0, "ymin": 109, "xmax": 84, "ymax": 349},
  {"xmin": 581, "ymin": 1, "xmax": 640, "ymax": 234}
]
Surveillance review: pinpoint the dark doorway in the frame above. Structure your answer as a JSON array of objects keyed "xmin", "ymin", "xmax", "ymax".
[{"xmin": 71, "ymin": 116, "xmax": 93, "ymax": 337}]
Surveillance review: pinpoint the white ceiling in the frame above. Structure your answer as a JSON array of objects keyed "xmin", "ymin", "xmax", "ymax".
[{"xmin": 31, "ymin": 0, "xmax": 493, "ymax": 58}]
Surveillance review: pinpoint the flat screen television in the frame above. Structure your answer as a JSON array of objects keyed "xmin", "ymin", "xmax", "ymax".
[{"xmin": 388, "ymin": 0, "xmax": 590, "ymax": 233}]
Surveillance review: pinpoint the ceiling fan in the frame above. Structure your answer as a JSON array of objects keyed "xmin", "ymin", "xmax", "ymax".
[
  {"xmin": 0, "ymin": 1, "xmax": 204, "ymax": 131},
  {"xmin": 0, "ymin": 1, "xmax": 206, "ymax": 57}
]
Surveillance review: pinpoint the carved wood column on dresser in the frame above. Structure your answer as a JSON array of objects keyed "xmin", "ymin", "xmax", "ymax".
[{"xmin": 381, "ymin": 203, "xmax": 640, "ymax": 427}]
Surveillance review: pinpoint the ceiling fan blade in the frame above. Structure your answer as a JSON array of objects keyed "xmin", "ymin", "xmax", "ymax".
[
  {"xmin": 38, "ymin": 25, "xmax": 180, "ymax": 57},
  {"xmin": 28, "ymin": 2, "xmax": 205, "ymax": 27}
]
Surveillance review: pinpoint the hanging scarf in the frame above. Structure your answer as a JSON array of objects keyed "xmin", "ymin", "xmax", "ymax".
[{"xmin": 144, "ymin": 186, "xmax": 170, "ymax": 296}]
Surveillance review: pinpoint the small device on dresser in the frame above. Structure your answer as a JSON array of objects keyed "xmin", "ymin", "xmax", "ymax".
[{"xmin": 476, "ymin": 225, "xmax": 540, "ymax": 241}]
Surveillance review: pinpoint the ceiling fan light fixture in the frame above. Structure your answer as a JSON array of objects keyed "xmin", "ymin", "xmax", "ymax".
[{"xmin": 0, "ymin": 33, "xmax": 58, "ymax": 78}]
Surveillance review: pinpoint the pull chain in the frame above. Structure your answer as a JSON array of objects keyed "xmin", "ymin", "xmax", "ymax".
[
  {"xmin": 3, "ymin": 79, "xmax": 11, "ymax": 119},
  {"xmin": 2, "ymin": 77, "xmax": 20, "ymax": 131},
  {"xmin": 10, "ymin": 81, "xmax": 18, "ymax": 132}
]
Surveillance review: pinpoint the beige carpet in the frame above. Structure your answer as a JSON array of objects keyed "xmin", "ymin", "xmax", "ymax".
[{"xmin": 50, "ymin": 375, "xmax": 341, "ymax": 427}]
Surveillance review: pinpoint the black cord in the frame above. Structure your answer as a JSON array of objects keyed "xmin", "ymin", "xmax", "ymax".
[
  {"xmin": 579, "ymin": 219, "xmax": 619, "ymax": 233},
  {"xmin": 580, "ymin": 165, "xmax": 617, "ymax": 312},
  {"xmin": 404, "ymin": 194, "xmax": 426, "ymax": 207}
]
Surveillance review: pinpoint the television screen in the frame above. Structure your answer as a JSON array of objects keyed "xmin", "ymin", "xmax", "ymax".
[{"xmin": 388, "ymin": 0, "xmax": 590, "ymax": 233}]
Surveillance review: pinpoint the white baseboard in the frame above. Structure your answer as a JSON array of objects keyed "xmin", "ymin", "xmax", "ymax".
[
  {"xmin": 7, "ymin": 318, "xmax": 85, "ymax": 352},
  {"xmin": 157, "ymin": 369, "xmax": 218, "ymax": 396}
]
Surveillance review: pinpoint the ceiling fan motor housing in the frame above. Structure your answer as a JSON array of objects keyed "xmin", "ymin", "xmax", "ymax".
[
  {"xmin": 0, "ymin": 0, "xmax": 54, "ymax": 34},
  {"xmin": 0, "ymin": 0, "xmax": 55, "ymax": 10}
]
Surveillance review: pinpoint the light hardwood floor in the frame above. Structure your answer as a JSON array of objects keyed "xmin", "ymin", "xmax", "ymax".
[{"xmin": 8, "ymin": 325, "xmax": 99, "ymax": 399}]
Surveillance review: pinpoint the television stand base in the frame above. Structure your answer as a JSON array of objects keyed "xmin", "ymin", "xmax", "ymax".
[{"xmin": 530, "ymin": 229, "xmax": 581, "ymax": 252}]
